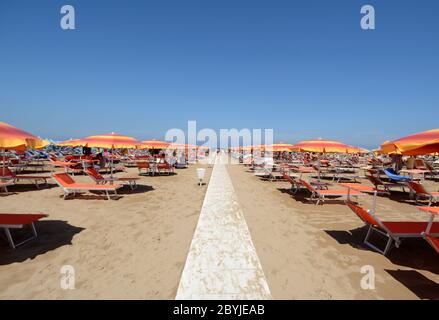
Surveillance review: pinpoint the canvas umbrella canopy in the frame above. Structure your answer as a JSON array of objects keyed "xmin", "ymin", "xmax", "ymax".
[
  {"xmin": 0, "ymin": 121, "xmax": 46, "ymax": 172},
  {"xmin": 291, "ymin": 139, "xmax": 361, "ymax": 154},
  {"xmin": 0, "ymin": 121, "xmax": 45, "ymax": 149},
  {"xmin": 380, "ymin": 128, "xmax": 439, "ymax": 155},
  {"xmin": 167, "ymin": 143, "xmax": 199, "ymax": 150},
  {"xmin": 140, "ymin": 140, "xmax": 170, "ymax": 150},
  {"xmin": 347, "ymin": 146, "xmax": 370, "ymax": 154},
  {"xmin": 264, "ymin": 143, "xmax": 295, "ymax": 152},
  {"xmin": 57, "ymin": 138, "xmax": 82, "ymax": 147},
  {"xmin": 74, "ymin": 133, "xmax": 142, "ymax": 149},
  {"xmin": 59, "ymin": 133, "xmax": 142, "ymax": 178}
]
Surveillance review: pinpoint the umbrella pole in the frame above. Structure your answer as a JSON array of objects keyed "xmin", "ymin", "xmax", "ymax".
[
  {"xmin": 110, "ymin": 148, "xmax": 114, "ymax": 179},
  {"xmin": 2, "ymin": 148, "xmax": 5, "ymax": 174}
]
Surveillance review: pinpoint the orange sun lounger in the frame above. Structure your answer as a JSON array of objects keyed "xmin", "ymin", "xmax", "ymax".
[
  {"xmin": 86, "ymin": 168, "xmax": 139, "ymax": 190},
  {"xmin": 0, "ymin": 167, "xmax": 49, "ymax": 189},
  {"xmin": 299, "ymin": 179, "xmax": 363, "ymax": 205},
  {"xmin": 52, "ymin": 172, "xmax": 123, "ymax": 200},
  {"xmin": 346, "ymin": 199, "xmax": 439, "ymax": 255},
  {"xmin": 0, "ymin": 213, "xmax": 48, "ymax": 249},
  {"xmin": 338, "ymin": 183, "xmax": 390, "ymax": 195},
  {"xmin": 406, "ymin": 181, "xmax": 439, "ymax": 206}
]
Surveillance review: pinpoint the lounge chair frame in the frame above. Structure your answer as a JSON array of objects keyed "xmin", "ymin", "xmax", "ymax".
[
  {"xmin": 346, "ymin": 193, "xmax": 439, "ymax": 255},
  {"xmin": 52, "ymin": 172, "xmax": 122, "ymax": 200},
  {"xmin": 299, "ymin": 179, "xmax": 364, "ymax": 205},
  {"xmin": 0, "ymin": 214, "xmax": 47, "ymax": 249}
]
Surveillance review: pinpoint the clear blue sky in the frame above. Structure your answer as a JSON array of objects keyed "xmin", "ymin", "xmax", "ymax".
[{"xmin": 1, "ymin": 0, "xmax": 438, "ymax": 149}]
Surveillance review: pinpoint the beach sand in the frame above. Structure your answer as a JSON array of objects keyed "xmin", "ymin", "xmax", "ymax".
[
  {"xmin": 227, "ymin": 164, "xmax": 439, "ymax": 299},
  {"xmin": 0, "ymin": 164, "xmax": 212, "ymax": 299},
  {"xmin": 1, "ymin": 161, "xmax": 439, "ymax": 299}
]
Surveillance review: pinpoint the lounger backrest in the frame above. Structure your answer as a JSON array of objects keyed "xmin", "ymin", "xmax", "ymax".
[
  {"xmin": 346, "ymin": 201, "xmax": 379, "ymax": 227},
  {"xmin": 298, "ymin": 179, "xmax": 316, "ymax": 193},
  {"xmin": 86, "ymin": 168, "xmax": 103, "ymax": 181},
  {"xmin": 407, "ymin": 182, "xmax": 429, "ymax": 196},
  {"xmin": 0, "ymin": 167, "xmax": 14, "ymax": 177},
  {"xmin": 52, "ymin": 172, "xmax": 75, "ymax": 187}
]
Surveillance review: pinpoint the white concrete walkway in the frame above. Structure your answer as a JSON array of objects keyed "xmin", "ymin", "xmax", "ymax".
[{"xmin": 176, "ymin": 154, "xmax": 271, "ymax": 300}]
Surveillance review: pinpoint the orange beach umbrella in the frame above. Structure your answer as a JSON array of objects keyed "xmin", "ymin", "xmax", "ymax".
[
  {"xmin": 140, "ymin": 140, "xmax": 170, "ymax": 150},
  {"xmin": 0, "ymin": 121, "xmax": 46, "ymax": 171},
  {"xmin": 264, "ymin": 143, "xmax": 295, "ymax": 152},
  {"xmin": 59, "ymin": 133, "xmax": 142, "ymax": 149},
  {"xmin": 0, "ymin": 121, "xmax": 45, "ymax": 150},
  {"xmin": 380, "ymin": 129, "xmax": 439, "ymax": 155},
  {"xmin": 291, "ymin": 139, "xmax": 362, "ymax": 154}
]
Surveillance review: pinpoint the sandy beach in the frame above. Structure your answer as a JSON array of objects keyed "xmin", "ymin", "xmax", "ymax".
[
  {"xmin": 0, "ymin": 164, "xmax": 212, "ymax": 299},
  {"xmin": 1, "ymin": 159, "xmax": 438, "ymax": 299},
  {"xmin": 228, "ymin": 164, "xmax": 439, "ymax": 299}
]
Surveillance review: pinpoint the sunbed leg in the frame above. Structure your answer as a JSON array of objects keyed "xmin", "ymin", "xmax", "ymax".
[
  {"xmin": 106, "ymin": 190, "xmax": 110, "ymax": 200},
  {"xmin": 315, "ymin": 195, "xmax": 320, "ymax": 205},
  {"xmin": 383, "ymin": 236, "xmax": 393, "ymax": 255},
  {"xmin": 4, "ymin": 228, "xmax": 15, "ymax": 249},
  {"xmin": 30, "ymin": 222, "xmax": 38, "ymax": 238},
  {"xmin": 365, "ymin": 225, "xmax": 373, "ymax": 244}
]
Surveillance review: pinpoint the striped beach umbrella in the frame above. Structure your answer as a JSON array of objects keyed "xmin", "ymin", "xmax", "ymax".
[
  {"xmin": 380, "ymin": 129, "xmax": 439, "ymax": 155},
  {"xmin": 291, "ymin": 139, "xmax": 361, "ymax": 154}
]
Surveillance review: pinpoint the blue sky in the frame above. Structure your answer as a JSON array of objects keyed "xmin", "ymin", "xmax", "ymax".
[{"xmin": 1, "ymin": 0, "xmax": 438, "ymax": 149}]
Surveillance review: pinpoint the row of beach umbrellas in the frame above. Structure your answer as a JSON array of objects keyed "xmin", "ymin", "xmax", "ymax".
[
  {"xmin": 237, "ymin": 140, "xmax": 369, "ymax": 154},
  {"xmin": 1, "ymin": 121, "xmax": 439, "ymax": 157}
]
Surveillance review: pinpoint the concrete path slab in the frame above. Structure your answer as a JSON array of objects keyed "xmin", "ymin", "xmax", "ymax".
[{"xmin": 176, "ymin": 154, "xmax": 271, "ymax": 300}]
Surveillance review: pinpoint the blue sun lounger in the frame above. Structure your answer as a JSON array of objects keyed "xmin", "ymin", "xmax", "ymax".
[{"xmin": 383, "ymin": 168, "xmax": 412, "ymax": 183}]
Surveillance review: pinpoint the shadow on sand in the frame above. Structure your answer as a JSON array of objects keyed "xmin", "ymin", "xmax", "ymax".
[
  {"xmin": 277, "ymin": 188, "xmax": 350, "ymax": 206},
  {"xmin": 0, "ymin": 220, "xmax": 84, "ymax": 265},
  {"xmin": 385, "ymin": 269, "xmax": 439, "ymax": 299},
  {"xmin": 57, "ymin": 185, "xmax": 155, "ymax": 200},
  {"xmin": 325, "ymin": 227, "xmax": 439, "ymax": 274}
]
